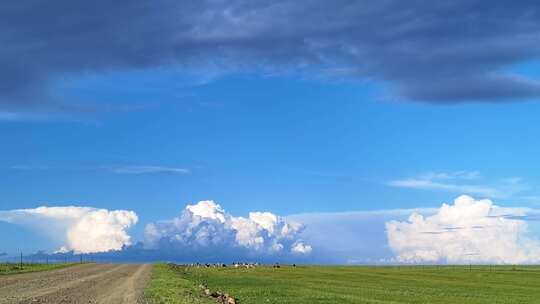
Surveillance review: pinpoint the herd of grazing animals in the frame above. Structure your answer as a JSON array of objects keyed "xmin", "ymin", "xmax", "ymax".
[
  {"xmin": 167, "ymin": 262, "xmax": 295, "ymax": 303},
  {"xmin": 182, "ymin": 262, "xmax": 288, "ymax": 269}
]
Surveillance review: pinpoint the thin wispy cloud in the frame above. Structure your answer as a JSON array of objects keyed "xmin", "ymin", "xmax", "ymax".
[
  {"xmin": 10, "ymin": 165, "xmax": 51, "ymax": 171},
  {"xmin": 420, "ymin": 171, "xmax": 481, "ymax": 181},
  {"xmin": 106, "ymin": 165, "xmax": 190, "ymax": 175},
  {"xmin": 388, "ymin": 178, "xmax": 499, "ymax": 198},
  {"xmin": 387, "ymin": 171, "xmax": 528, "ymax": 199},
  {"xmin": 9, "ymin": 164, "xmax": 191, "ymax": 175},
  {"xmin": 515, "ymin": 196, "xmax": 540, "ymax": 205}
]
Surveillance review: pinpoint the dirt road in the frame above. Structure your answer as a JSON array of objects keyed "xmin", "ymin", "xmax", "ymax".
[{"xmin": 0, "ymin": 264, "xmax": 152, "ymax": 304}]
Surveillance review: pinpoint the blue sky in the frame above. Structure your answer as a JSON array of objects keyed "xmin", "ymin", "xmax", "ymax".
[{"xmin": 3, "ymin": 1, "xmax": 540, "ymax": 264}]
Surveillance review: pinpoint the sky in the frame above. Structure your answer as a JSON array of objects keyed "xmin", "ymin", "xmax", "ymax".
[{"xmin": 3, "ymin": 0, "xmax": 540, "ymax": 264}]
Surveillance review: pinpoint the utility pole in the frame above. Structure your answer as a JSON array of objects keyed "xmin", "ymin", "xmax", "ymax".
[{"xmin": 20, "ymin": 252, "xmax": 23, "ymax": 268}]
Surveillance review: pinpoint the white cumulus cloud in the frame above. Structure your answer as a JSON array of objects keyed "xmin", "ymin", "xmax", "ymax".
[
  {"xmin": 291, "ymin": 241, "xmax": 313, "ymax": 255},
  {"xmin": 386, "ymin": 195, "xmax": 540, "ymax": 264},
  {"xmin": 144, "ymin": 200, "xmax": 311, "ymax": 258},
  {"xmin": 0, "ymin": 206, "xmax": 138, "ymax": 254}
]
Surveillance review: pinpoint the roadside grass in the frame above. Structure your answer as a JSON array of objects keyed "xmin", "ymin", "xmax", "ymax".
[
  {"xmin": 0, "ymin": 263, "xmax": 75, "ymax": 275},
  {"xmin": 156, "ymin": 264, "xmax": 540, "ymax": 304},
  {"xmin": 144, "ymin": 264, "xmax": 213, "ymax": 304}
]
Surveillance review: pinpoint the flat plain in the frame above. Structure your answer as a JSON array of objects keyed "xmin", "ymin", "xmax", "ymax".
[
  {"xmin": 147, "ymin": 264, "xmax": 540, "ymax": 304},
  {"xmin": 4, "ymin": 263, "xmax": 540, "ymax": 303}
]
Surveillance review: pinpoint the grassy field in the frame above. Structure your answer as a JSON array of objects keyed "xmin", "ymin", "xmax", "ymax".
[
  {"xmin": 0, "ymin": 263, "xmax": 75, "ymax": 275},
  {"xmin": 147, "ymin": 264, "xmax": 540, "ymax": 304},
  {"xmin": 145, "ymin": 264, "xmax": 214, "ymax": 304}
]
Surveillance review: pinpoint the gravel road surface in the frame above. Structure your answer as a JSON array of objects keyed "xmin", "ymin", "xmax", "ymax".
[{"xmin": 0, "ymin": 263, "xmax": 151, "ymax": 304}]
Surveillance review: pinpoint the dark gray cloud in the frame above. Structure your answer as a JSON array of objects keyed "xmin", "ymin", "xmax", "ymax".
[{"xmin": 3, "ymin": 0, "xmax": 540, "ymax": 117}]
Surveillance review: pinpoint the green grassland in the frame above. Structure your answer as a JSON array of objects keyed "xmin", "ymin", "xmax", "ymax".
[
  {"xmin": 145, "ymin": 264, "xmax": 214, "ymax": 304},
  {"xmin": 0, "ymin": 263, "xmax": 74, "ymax": 275},
  {"xmin": 146, "ymin": 264, "xmax": 540, "ymax": 304}
]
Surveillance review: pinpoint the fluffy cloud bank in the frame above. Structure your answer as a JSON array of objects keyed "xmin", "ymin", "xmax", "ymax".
[
  {"xmin": 7, "ymin": 196, "xmax": 540, "ymax": 264},
  {"xmin": 386, "ymin": 195, "xmax": 540, "ymax": 264},
  {"xmin": 144, "ymin": 200, "xmax": 312, "ymax": 258},
  {"xmin": 0, "ymin": 206, "xmax": 137, "ymax": 253}
]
